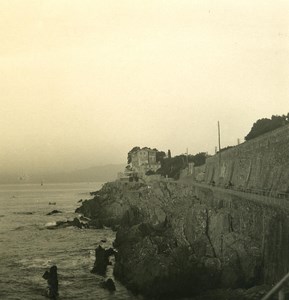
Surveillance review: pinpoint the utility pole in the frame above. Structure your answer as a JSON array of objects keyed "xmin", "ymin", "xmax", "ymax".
[
  {"xmin": 218, "ymin": 121, "xmax": 221, "ymax": 152},
  {"xmin": 186, "ymin": 148, "xmax": 189, "ymax": 175},
  {"xmin": 218, "ymin": 121, "xmax": 221, "ymax": 179}
]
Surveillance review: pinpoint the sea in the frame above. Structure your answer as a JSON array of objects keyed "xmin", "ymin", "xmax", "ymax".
[{"xmin": 0, "ymin": 182, "xmax": 144, "ymax": 300}]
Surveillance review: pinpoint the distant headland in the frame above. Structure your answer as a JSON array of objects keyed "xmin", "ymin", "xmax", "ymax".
[{"xmin": 0, "ymin": 164, "xmax": 125, "ymax": 184}]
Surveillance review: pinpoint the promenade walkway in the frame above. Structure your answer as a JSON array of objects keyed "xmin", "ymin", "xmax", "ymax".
[{"xmin": 178, "ymin": 178, "xmax": 289, "ymax": 212}]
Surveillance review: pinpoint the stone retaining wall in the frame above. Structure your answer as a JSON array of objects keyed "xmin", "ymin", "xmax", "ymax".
[{"xmin": 203, "ymin": 124, "xmax": 289, "ymax": 195}]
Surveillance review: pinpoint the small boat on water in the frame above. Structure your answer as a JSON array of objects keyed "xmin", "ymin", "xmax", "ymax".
[{"xmin": 49, "ymin": 202, "xmax": 56, "ymax": 205}]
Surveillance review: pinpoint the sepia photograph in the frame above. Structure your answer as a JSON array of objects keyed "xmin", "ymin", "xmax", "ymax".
[{"xmin": 0, "ymin": 1, "xmax": 289, "ymax": 299}]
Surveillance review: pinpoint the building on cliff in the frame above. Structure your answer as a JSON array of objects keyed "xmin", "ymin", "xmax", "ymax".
[
  {"xmin": 130, "ymin": 147, "xmax": 161, "ymax": 178},
  {"xmin": 118, "ymin": 147, "xmax": 162, "ymax": 181}
]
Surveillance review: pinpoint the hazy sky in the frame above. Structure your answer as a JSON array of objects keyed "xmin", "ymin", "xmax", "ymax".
[{"xmin": 1, "ymin": 0, "xmax": 288, "ymax": 173}]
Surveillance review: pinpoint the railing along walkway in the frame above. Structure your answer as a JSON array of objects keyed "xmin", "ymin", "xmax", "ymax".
[
  {"xmin": 261, "ymin": 272, "xmax": 289, "ymax": 300},
  {"xmin": 179, "ymin": 179, "xmax": 289, "ymax": 212}
]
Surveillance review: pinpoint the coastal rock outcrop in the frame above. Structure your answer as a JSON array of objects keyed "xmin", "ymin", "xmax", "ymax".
[
  {"xmin": 76, "ymin": 182, "xmax": 147, "ymax": 228},
  {"xmin": 100, "ymin": 278, "xmax": 116, "ymax": 292},
  {"xmin": 91, "ymin": 245, "xmax": 116, "ymax": 276},
  {"xmin": 46, "ymin": 217, "xmax": 88, "ymax": 229},
  {"xmin": 77, "ymin": 180, "xmax": 289, "ymax": 298},
  {"xmin": 47, "ymin": 210, "xmax": 62, "ymax": 215}
]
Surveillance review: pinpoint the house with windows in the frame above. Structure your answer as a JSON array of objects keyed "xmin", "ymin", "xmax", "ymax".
[
  {"xmin": 117, "ymin": 147, "xmax": 162, "ymax": 181},
  {"xmin": 130, "ymin": 147, "xmax": 161, "ymax": 177}
]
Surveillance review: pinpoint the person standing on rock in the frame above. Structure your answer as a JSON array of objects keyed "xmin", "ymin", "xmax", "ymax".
[{"xmin": 42, "ymin": 265, "xmax": 59, "ymax": 299}]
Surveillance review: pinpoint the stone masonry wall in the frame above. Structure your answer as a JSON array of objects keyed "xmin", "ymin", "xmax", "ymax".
[{"xmin": 203, "ymin": 124, "xmax": 289, "ymax": 195}]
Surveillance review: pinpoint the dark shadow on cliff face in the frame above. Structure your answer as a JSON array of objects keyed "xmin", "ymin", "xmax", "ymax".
[
  {"xmin": 113, "ymin": 210, "xmax": 222, "ymax": 299},
  {"xmin": 120, "ymin": 205, "xmax": 146, "ymax": 228},
  {"xmin": 112, "ymin": 201, "xmax": 265, "ymax": 299}
]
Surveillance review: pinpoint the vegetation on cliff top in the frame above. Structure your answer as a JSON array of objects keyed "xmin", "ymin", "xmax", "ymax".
[
  {"xmin": 245, "ymin": 114, "xmax": 289, "ymax": 141},
  {"xmin": 157, "ymin": 152, "xmax": 209, "ymax": 179},
  {"xmin": 127, "ymin": 146, "xmax": 209, "ymax": 180}
]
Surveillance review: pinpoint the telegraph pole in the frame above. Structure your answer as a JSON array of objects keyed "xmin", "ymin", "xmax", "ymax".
[
  {"xmin": 218, "ymin": 121, "xmax": 221, "ymax": 152},
  {"xmin": 218, "ymin": 121, "xmax": 221, "ymax": 174}
]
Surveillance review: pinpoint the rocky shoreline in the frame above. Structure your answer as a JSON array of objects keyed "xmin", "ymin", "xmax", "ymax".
[{"xmin": 76, "ymin": 180, "xmax": 276, "ymax": 299}]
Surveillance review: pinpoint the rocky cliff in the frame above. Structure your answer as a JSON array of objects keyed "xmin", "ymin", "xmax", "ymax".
[{"xmin": 77, "ymin": 180, "xmax": 289, "ymax": 298}]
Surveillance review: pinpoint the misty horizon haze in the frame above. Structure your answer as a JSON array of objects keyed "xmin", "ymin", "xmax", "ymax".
[
  {"xmin": 0, "ymin": 163, "xmax": 126, "ymax": 184},
  {"xmin": 1, "ymin": 1, "xmax": 288, "ymax": 175}
]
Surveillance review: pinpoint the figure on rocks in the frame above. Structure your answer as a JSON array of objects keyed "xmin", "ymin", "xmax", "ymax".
[{"xmin": 42, "ymin": 265, "xmax": 59, "ymax": 299}]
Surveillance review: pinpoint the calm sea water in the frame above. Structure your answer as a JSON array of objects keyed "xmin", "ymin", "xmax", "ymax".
[{"xmin": 0, "ymin": 182, "xmax": 143, "ymax": 300}]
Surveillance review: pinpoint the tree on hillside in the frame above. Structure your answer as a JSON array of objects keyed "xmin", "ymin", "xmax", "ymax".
[
  {"xmin": 157, "ymin": 152, "xmax": 209, "ymax": 180},
  {"xmin": 156, "ymin": 151, "xmax": 166, "ymax": 163},
  {"xmin": 127, "ymin": 146, "xmax": 140, "ymax": 164},
  {"xmin": 245, "ymin": 114, "xmax": 289, "ymax": 141},
  {"xmin": 157, "ymin": 155, "xmax": 187, "ymax": 179},
  {"xmin": 192, "ymin": 152, "xmax": 208, "ymax": 166},
  {"xmin": 168, "ymin": 150, "xmax": 171, "ymax": 159}
]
